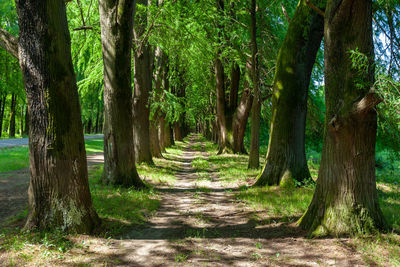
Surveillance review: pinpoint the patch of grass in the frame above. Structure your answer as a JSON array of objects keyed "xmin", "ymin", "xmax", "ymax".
[
  {"xmin": 192, "ymin": 156, "xmax": 209, "ymax": 170},
  {"xmin": 165, "ymin": 143, "xmax": 184, "ymax": 157},
  {"xmin": 0, "ymin": 138, "xmax": 104, "ymax": 173},
  {"xmin": 89, "ymin": 165, "xmax": 160, "ymax": 236},
  {"xmin": 174, "ymin": 253, "xmax": 189, "ymax": 262},
  {"xmin": 237, "ymin": 186, "xmax": 313, "ymax": 218},
  {"xmin": 208, "ymin": 153, "xmax": 262, "ymax": 186},
  {"xmin": 137, "ymin": 161, "xmax": 177, "ymax": 185},
  {"xmin": 0, "ymin": 146, "xmax": 29, "ymax": 172},
  {"xmin": 351, "ymin": 233, "xmax": 400, "ymax": 266},
  {"xmin": 84, "ymin": 139, "xmax": 104, "ymax": 154}
]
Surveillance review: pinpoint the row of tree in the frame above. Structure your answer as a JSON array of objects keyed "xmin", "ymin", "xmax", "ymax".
[{"xmin": 0, "ymin": 0, "xmax": 399, "ymax": 236}]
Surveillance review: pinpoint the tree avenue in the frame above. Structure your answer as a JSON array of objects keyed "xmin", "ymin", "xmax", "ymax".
[{"xmin": 0, "ymin": 0, "xmax": 398, "ymax": 245}]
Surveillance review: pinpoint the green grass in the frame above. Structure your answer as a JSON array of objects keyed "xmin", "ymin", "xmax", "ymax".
[
  {"xmin": 237, "ymin": 186, "xmax": 313, "ymax": 220},
  {"xmin": 88, "ymin": 165, "xmax": 160, "ymax": 236},
  {"xmin": 207, "ymin": 153, "xmax": 262, "ymax": 186},
  {"xmin": 192, "ymin": 156, "xmax": 209, "ymax": 170},
  {"xmin": 84, "ymin": 139, "xmax": 104, "ymax": 154},
  {"xmin": 0, "ymin": 138, "xmax": 104, "ymax": 173},
  {"xmin": 137, "ymin": 161, "xmax": 177, "ymax": 185},
  {"xmin": 0, "ymin": 146, "xmax": 30, "ymax": 172}
]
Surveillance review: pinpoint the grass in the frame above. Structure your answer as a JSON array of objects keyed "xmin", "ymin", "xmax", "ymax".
[
  {"xmin": 0, "ymin": 146, "xmax": 30, "ymax": 172},
  {"xmin": 89, "ymin": 165, "xmax": 160, "ymax": 237},
  {"xmin": 0, "ymin": 138, "xmax": 104, "ymax": 173}
]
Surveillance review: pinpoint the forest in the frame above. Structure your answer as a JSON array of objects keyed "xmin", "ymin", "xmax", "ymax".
[{"xmin": 0, "ymin": 0, "xmax": 399, "ymax": 265}]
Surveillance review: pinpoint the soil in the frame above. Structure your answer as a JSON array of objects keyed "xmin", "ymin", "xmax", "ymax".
[{"xmin": 0, "ymin": 136, "xmax": 371, "ymax": 266}]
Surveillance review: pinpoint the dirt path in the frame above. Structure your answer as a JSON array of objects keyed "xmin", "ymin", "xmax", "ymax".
[{"xmin": 67, "ymin": 136, "xmax": 369, "ymax": 266}]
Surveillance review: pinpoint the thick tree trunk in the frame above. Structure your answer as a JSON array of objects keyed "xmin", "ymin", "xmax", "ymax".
[
  {"xmin": 248, "ymin": 0, "xmax": 261, "ymax": 169},
  {"xmin": 16, "ymin": 0, "xmax": 99, "ymax": 232},
  {"xmin": 215, "ymin": 58, "xmax": 229, "ymax": 153},
  {"xmin": 233, "ymin": 84, "xmax": 253, "ymax": 154},
  {"xmin": 298, "ymin": 0, "xmax": 387, "ymax": 236},
  {"xmin": 254, "ymin": 0, "xmax": 324, "ymax": 184},
  {"xmin": 150, "ymin": 122, "xmax": 162, "ymax": 158},
  {"xmin": 133, "ymin": 0, "xmax": 153, "ymax": 165},
  {"xmin": 99, "ymin": 0, "xmax": 145, "ymax": 187},
  {"xmin": 150, "ymin": 46, "xmax": 164, "ymax": 157}
]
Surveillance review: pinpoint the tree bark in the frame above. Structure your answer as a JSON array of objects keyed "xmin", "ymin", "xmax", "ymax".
[
  {"xmin": 254, "ymin": 0, "xmax": 324, "ymax": 184},
  {"xmin": 16, "ymin": 0, "xmax": 99, "ymax": 233},
  {"xmin": 233, "ymin": 83, "xmax": 253, "ymax": 154},
  {"xmin": 298, "ymin": 0, "xmax": 387, "ymax": 236},
  {"xmin": 0, "ymin": 94, "xmax": 6, "ymax": 137},
  {"xmin": 133, "ymin": 0, "xmax": 153, "ymax": 164},
  {"xmin": 248, "ymin": 0, "xmax": 261, "ymax": 169},
  {"xmin": 99, "ymin": 0, "xmax": 145, "ymax": 187},
  {"xmin": 150, "ymin": 46, "xmax": 164, "ymax": 157},
  {"xmin": 150, "ymin": 122, "xmax": 162, "ymax": 158},
  {"xmin": 23, "ymin": 105, "xmax": 29, "ymax": 136}
]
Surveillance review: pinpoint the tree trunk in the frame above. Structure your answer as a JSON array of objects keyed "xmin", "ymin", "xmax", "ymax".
[
  {"xmin": 23, "ymin": 105, "xmax": 29, "ymax": 136},
  {"xmin": 298, "ymin": 0, "xmax": 387, "ymax": 236},
  {"xmin": 151, "ymin": 46, "xmax": 165, "ymax": 156},
  {"xmin": 0, "ymin": 94, "xmax": 6, "ymax": 137},
  {"xmin": 254, "ymin": 0, "xmax": 324, "ymax": 184},
  {"xmin": 133, "ymin": 0, "xmax": 153, "ymax": 165},
  {"xmin": 9, "ymin": 93, "xmax": 15, "ymax": 137},
  {"xmin": 95, "ymin": 102, "xmax": 99, "ymax": 133},
  {"xmin": 16, "ymin": 0, "xmax": 99, "ymax": 233},
  {"xmin": 99, "ymin": 0, "xmax": 145, "ymax": 187},
  {"xmin": 174, "ymin": 122, "xmax": 183, "ymax": 141},
  {"xmin": 248, "ymin": 0, "xmax": 261, "ymax": 169},
  {"xmin": 215, "ymin": 58, "xmax": 230, "ymax": 153},
  {"xmin": 150, "ymin": 121, "xmax": 162, "ymax": 158},
  {"xmin": 233, "ymin": 84, "xmax": 253, "ymax": 154},
  {"xmin": 20, "ymin": 105, "xmax": 24, "ymax": 135}
]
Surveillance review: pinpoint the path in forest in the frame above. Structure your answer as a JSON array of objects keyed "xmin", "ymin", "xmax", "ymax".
[
  {"xmin": 70, "ymin": 135, "xmax": 369, "ymax": 267},
  {"xmin": 0, "ymin": 135, "xmax": 371, "ymax": 266}
]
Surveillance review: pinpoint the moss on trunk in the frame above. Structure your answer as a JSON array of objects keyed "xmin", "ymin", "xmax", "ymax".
[{"xmin": 254, "ymin": 0, "xmax": 324, "ymax": 185}]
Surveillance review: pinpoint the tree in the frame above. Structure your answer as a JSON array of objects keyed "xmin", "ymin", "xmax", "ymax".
[
  {"xmin": 254, "ymin": 0, "xmax": 324, "ymax": 185},
  {"xmin": 99, "ymin": 0, "xmax": 145, "ymax": 187},
  {"xmin": 247, "ymin": 0, "xmax": 261, "ymax": 169},
  {"xmin": 8, "ymin": 93, "xmax": 16, "ymax": 137},
  {"xmin": 13, "ymin": 0, "xmax": 99, "ymax": 232},
  {"xmin": 298, "ymin": 0, "xmax": 388, "ymax": 235},
  {"xmin": 133, "ymin": 0, "xmax": 154, "ymax": 164}
]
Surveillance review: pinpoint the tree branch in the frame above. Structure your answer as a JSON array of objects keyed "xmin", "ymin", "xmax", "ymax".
[
  {"xmin": 73, "ymin": 26, "xmax": 94, "ymax": 31},
  {"xmin": 281, "ymin": 3, "xmax": 290, "ymax": 22},
  {"xmin": 353, "ymin": 92, "xmax": 383, "ymax": 114},
  {"xmin": 0, "ymin": 28, "xmax": 18, "ymax": 59},
  {"xmin": 306, "ymin": 1, "xmax": 325, "ymax": 17}
]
